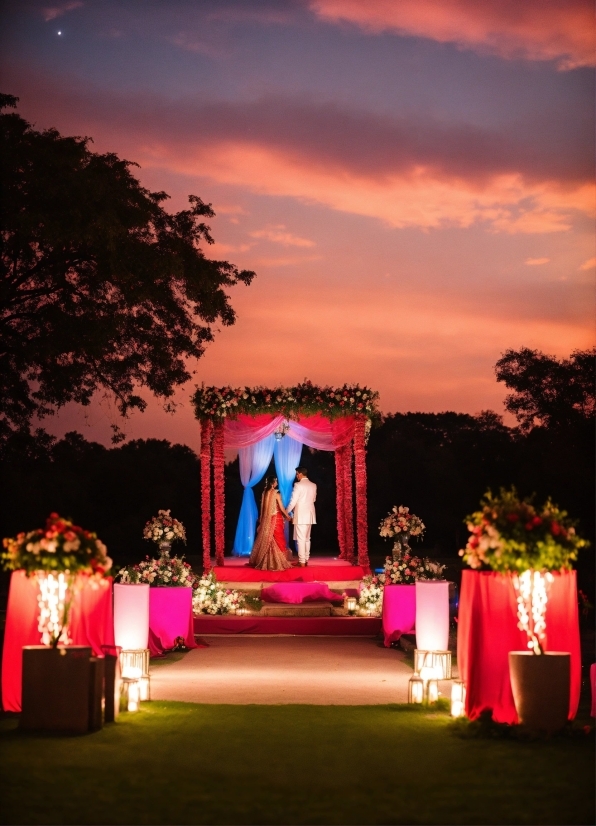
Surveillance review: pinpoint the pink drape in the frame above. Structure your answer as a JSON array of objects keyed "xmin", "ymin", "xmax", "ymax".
[
  {"xmin": 224, "ymin": 413, "xmax": 356, "ymax": 450},
  {"xmin": 148, "ymin": 588, "xmax": 197, "ymax": 657},
  {"xmin": 382, "ymin": 584, "xmax": 416, "ymax": 647},
  {"xmin": 457, "ymin": 570, "xmax": 581, "ymax": 724},
  {"xmin": 1, "ymin": 571, "xmax": 114, "ymax": 713}
]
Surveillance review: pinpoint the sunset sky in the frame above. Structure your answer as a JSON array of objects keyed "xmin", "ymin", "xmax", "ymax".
[{"xmin": 2, "ymin": 0, "xmax": 594, "ymax": 452}]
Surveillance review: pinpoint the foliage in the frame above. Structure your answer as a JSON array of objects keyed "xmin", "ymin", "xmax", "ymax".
[
  {"xmin": 192, "ymin": 380, "xmax": 380, "ymax": 420},
  {"xmin": 0, "ymin": 94, "xmax": 255, "ymax": 442},
  {"xmin": 192, "ymin": 570, "xmax": 246, "ymax": 614},
  {"xmin": 1, "ymin": 512, "xmax": 112, "ymax": 576},
  {"xmin": 143, "ymin": 509, "xmax": 186, "ymax": 545},
  {"xmin": 358, "ymin": 574, "xmax": 383, "ymax": 614},
  {"xmin": 381, "ymin": 552, "xmax": 445, "ymax": 584},
  {"xmin": 495, "ymin": 347, "xmax": 595, "ymax": 432},
  {"xmin": 460, "ymin": 487, "xmax": 588, "ymax": 572},
  {"xmin": 116, "ymin": 554, "xmax": 195, "ymax": 587}
]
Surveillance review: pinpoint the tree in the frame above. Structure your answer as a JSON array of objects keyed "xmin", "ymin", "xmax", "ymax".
[
  {"xmin": 0, "ymin": 94, "xmax": 255, "ymax": 442},
  {"xmin": 495, "ymin": 347, "xmax": 595, "ymax": 432}
]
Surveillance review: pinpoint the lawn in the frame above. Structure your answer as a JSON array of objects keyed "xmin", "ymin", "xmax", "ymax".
[{"xmin": 1, "ymin": 702, "xmax": 593, "ymax": 825}]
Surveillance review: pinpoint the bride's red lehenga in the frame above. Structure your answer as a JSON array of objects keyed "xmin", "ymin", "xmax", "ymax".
[{"xmin": 249, "ymin": 488, "xmax": 292, "ymax": 571}]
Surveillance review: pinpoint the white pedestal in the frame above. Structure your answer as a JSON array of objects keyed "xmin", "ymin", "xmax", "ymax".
[
  {"xmin": 113, "ymin": 583, "xmax": 150, "ymax": 650},
  {"xmin": 415, "ymin": 580, "xmax": 449, "ymax": 652}
]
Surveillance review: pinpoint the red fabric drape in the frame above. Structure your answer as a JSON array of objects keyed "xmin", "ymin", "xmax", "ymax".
[
  {"xmin": 353, "ymin": 417, "xmax": 369, "ymax": 571},
  {"xmin": 213, "ymin": 419, "xmax": 225, "ymax": 566},
  {"xmin": 223, "ymin": 413, "xmax": 357, "ymax": 449},
  {"xmin": 200, "ymin": 419, "xmax": 213, "ymax": 571},
  {"xmin": 457, "ymin": 570, "xmax": 581, "ymax": 724},
  {"xmin": 1, "ymin": 571, "xmax": 114, "ymax": 713}
]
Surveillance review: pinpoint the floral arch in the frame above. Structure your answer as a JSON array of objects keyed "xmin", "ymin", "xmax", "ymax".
[{"xmin": 192, "ymin": 381, "xmax": 380, "ymax": 573}]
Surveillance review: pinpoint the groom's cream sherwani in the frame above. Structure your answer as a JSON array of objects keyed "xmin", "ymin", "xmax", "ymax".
[{"xmin": 287, "ymin": 477, "xmax": 317, "ymax": 564}]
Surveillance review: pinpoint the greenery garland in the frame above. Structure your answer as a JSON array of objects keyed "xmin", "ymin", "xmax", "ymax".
[{"xmin": 192, "ymin": 380, "xmax": 380, "ymax": 421}]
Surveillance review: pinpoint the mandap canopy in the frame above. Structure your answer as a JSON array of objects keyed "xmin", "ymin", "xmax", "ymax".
[{"xmin": 192, "ymin": 381, "xmax": 380, "ymax": 573}]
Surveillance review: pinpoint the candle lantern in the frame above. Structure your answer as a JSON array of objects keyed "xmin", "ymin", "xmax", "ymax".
[
  {"xmin": 451, "ymin": 680, "xmax": 466, "ymax": 718},
  {"xmin": 120, "ymin": 673, "xmax": 141, "ymax": 712},
  {"xmin": 346, "ymin": 596, "xmax": 357, "ymax": 615},
  {"xmin": 408, "ymin": 674, "xmax": 424, "ymax": 704},
  {"xmin": 120, "ymin": 649, "xmax": 150, "ymax": 701},
  {"xmin": 414, "ymin": 649, "xmax": 452, "ymax": 680},
  {"xmin": 426, "ymin": 676, "xmax": 439, "ymax": 704}
]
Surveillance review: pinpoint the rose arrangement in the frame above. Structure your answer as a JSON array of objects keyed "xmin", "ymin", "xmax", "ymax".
[
  {"xmin": 379, "ymin": 505, "xmax": 425, "ymax": 541},
  {"xmin": 143, "ymin": 509, "xmax": 186, "ymax": 547},
  {"xmin": 381, "ymin": 551, "xmax": 445, "ymax": 585},
  {"xmin": 192, "ymin": 571, "xmax": 246, "ymax": 615},
  {"xmin": 192, "ymin": 380, "xmax": 380, "ymax": 421},
  {"xmin": 460, "ymin": 487, "xmax": 588, "ymax": 654},
  {"xmin": 117, "ymin": 554, "xmax": 195, "ymax": 587},
  {"xmin": 358, "ymin": 575, "xmax": 384, "ymax": 615},
  {"xmin": 459, "ymin": 487, "xmax": 586, "ymax": 573},
  {"xmin": 2, "ymin": 512, "xmax": 112, "ymax": 577}
]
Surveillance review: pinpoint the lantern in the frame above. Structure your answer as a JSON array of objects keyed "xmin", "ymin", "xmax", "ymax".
[
  {"xmin": 346, "ymin": 596, "xmax": 357, "ymax": 615},
  {"xmin": 120, "ymin": 672, "xmax": 141, "ymax": 712},
  {"xmin": 120, "ymin": 649, "xmax": 150, "ymax": 702},
  {"xmin": 419, "ymin": 665, "xmax": 440, "ymax": 704},
  {"xmin": 408, "ymin": 674, "xmax": 424, "ymax": 704},
  {"xmin": 451, "ymin": 680, "xmax": 466, "ymax": 718},
  {"xmin": 414, "ymin": 649, "xmax": 452, "ymax": 680}
]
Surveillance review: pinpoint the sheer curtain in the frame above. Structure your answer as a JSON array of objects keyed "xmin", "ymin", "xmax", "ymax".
[
  {"xmin": 232, "ymin": 434, "xmax": 275, "ymax": 556},
  {"xmin": 273, "ymin": 434, "xmax": 303, "ymax": 544}
]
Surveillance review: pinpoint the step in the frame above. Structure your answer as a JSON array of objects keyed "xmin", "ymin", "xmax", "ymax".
[
  {"xmin": 259, "ymin": 601, "xmax": 333, "ymax": 617},
  {"xmin": 221, "ymin": 581, "xmax": 361, "ymax": 593},
  {"xmin": 193, "ymin": 615, "xmax": 382, "ymax": 636}
]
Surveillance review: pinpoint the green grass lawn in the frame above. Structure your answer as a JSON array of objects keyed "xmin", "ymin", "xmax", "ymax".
[{"xmin": 1, "ymin": 702, "xmax": 593, "ymax": 825}]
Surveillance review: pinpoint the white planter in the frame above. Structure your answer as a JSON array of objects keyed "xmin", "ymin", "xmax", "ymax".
[{"xmin": 113, "ymin": 583, "xmax": 150, "ymax": 650}]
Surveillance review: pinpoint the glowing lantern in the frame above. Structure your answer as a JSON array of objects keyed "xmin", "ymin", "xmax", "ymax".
[
  {"xmin": 346, "ymin": 596, "xmax": 357, "ymax": 615},
  {"xmin": 414, "ymin": 649, "xmax": 452, "ymax": 680},
  {"xmin": 451, "ymin": 680, "xmax": 466, "ymax": 718},
  {"xmin": 408, "ymin": 674, "xmax": 424, "ymax": 704},
  {"xmin": 120, "ymin": 649, "xmax": 150, "ymax": 702},
  {"xmin": 120, "ymin": 674, "xmax": 141, "ymax": 712},
  {"xmin": 419, "ymin": 665, "xmax": 440, "ymax": 704}
]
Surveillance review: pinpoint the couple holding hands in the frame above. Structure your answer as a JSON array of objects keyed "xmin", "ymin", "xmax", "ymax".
[{"xmin": 249, "ymin": 467, "xmax": 317, "ymax": 571}]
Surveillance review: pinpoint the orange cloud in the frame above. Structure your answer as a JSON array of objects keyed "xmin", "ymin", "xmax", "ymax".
[
  {"xmin": 579, "ymin": 256, "xmax": 596, "ymax": 270},
  {"xmin": 525, "ymin": 257, "xmax": 550, "ymax": 266},
  {"xmin": 310, "ymin": 0, "xmax": 595, "ymax": 69},
  {"xmin": 249, "ymin": 225, "xmax": 316, "ymax": 247}
]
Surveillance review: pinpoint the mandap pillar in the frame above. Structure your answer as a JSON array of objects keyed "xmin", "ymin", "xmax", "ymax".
[
  {"xmin": 334, "ymin": 446, "xmax": 347, "ymax": 559},
  {"xmin": 200, "ymin": 418, "xmax": 213, "ymax": 572},
  {"xmin": 353, "ymin": 417, "xmax": 369, "ymax": 571},
  {"xmin": 213, "ymin": 419, "xmax": 226, "ymax": 566}
]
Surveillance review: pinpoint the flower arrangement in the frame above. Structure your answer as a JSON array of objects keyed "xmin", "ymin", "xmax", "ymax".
[
  {"xmin": 192, "ymin": 570, "xmax": 246, "ymax": 615},
  {"xmin": 143, "ymin": 509, "xmax": 186, "ymax": 547},
  {"xmin": 460, "ymin": 487, "xmax": 588, "ymax": 654},
  {"xmin": 381, "ymin": 551, "xmax": 445, "ymax": 584},
  {"xmin": 459, "ymin": 488, "xmax": 586, "ymax": 573},
  {"xmin": 379, "ymin": 505, "xmax": 425, "ymax": 541},
  {"xmin": 2, "ymin": 513, "xmax": 112, "ymax": 577},
  {"xmin": 358, "ymin": 575, "xmax": 384, "ymax": 615},
  {"xmin": 192, "ymin": 380, "xmax": 380, "ymax": 421},
  {"xmin": 117, "ymin": 554, "xmax": 195, "ymax": 587}
]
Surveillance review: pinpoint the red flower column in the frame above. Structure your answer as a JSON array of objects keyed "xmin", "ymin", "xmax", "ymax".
[
  {"xmin": 353, "ymin": 417, "xmax": 369, "ymax": 571},
  {"xmin": 334, "ymin": 446, "xmax": 347, "ymax": 559},
  {"xmin": 343, "ymin": 441, "xmax": 355, "ymax": 564},
  {"xmin": 200, "ymin": 418, "xmax": 213, "ymax": 572},
  {"xmin": 213, "ymin": 419, "xmax": 225, "ymax": 567}
]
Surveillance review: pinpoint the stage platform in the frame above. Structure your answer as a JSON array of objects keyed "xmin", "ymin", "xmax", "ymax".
[
  {"xmin": 212, "ymin": 556, "xmax": 366, "ymax": 590},
  {"xmin": 193, "ymin": 615, "xmax": 381, "ymax": 636}
]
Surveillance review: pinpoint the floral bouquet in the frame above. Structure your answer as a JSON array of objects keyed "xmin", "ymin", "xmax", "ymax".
[
  {"xmin": 460, "ymin": 487, "xmax": 587, "ymax": 654},
  {"xmin": 2, "ymin": 513, "xmax": 112, "ymax": 647},
  {"xmin": 143, "ymin": 509, "xmax": 186, "ymax": 550},
  {"xmin": 381, "ymin": 551, "xmax": 445, "ymax": 584},
  {"xmin": 192, "ymin": 570, "xmax": 246, "ymax": 615},
  {"xmin": 117, "ymin": 554, "xmax": 195, "ymax": 587},
  {"xmin": 358, "ymin": 574, "xmax": 384, "ymax": 615},
  {"xmin": 379, "ymin": 505, "xmax": 425, "ymax": 540}
]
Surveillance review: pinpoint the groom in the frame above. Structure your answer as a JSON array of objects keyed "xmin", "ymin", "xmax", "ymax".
[{"xmin": 287, "ymin": 466, "xmax": 317, "ymax": 567}]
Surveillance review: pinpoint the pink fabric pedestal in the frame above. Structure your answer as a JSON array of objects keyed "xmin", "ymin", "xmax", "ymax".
[
  {"xmin": 1, "ymin": 570, "xmax": 114, "ymax": 713},
  {"xmin": 457, "ymin": 570, "xmax": 581, "ymax": 724},
  {"xmin": 148, "ymin": 588, "xmax": 197, "ymax": 657},
  {"xmin": 261, "ymin": 582, "xmax": 344, "ymax": 604},
  {"xmin": 382, "ymin": 585, "xmax": 416, "ymax": 647}
]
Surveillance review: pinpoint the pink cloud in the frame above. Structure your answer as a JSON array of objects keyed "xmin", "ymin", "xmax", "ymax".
[
  {"xmin": 42, "ymin": 1, "xmax": 83, "ymax": 22},
  {"xmin": 578, "ymin": 257, "xmax": 596, "ymax": 271},
  {"xmin": 250, "ymin": 225, "xmax": 315, "ymax": 247},
  {"xmin": 310, "ymin": 0, "xmax": 595, "ymax": 70},
  {"xmin": 525, "ymin": 257, "xmax": 550, "ymax": 266}
]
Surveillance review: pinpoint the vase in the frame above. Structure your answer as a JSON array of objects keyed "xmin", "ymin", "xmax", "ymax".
[
  {"xmin": 393, "ymin": 533, "xmax": 411, "ymax": 560},
  {"xmin": 509, "ymin": 651, "xmax": 570, "ymax": 734},
  {"xmin": 158, "ymin": 541, "xmax": 172, "ymax": 557}
]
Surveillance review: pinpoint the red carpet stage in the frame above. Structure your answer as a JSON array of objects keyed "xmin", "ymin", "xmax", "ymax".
[
  {"xmin": 193, "ymin": 615, "xmax": 381, "ymax": 636},
  {"xmin": 213, "ymin": 556, "xmax": 365, "ymax": 583}
]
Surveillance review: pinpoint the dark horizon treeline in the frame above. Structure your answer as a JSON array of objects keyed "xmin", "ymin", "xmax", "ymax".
[{"xmin": 1, "ymin": 410, "xmax": 593, "ymax": 592}]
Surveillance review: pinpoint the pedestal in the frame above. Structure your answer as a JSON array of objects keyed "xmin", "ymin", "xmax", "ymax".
[
  {"xmin": 113, "ymin": 583, "xmax": 150, "ymax": 650},
  {"xmin": 415, "ymin": 580, "xmax": 449, "ymax": 652},
  {"xmin": 381, "ymin": 584, "xmax": 416, "ymax": 647}
]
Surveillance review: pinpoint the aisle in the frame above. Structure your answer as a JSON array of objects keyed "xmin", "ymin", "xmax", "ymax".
[{"xmin": 149, "ymin": 636, "xmax": 431, "ymax": 704}]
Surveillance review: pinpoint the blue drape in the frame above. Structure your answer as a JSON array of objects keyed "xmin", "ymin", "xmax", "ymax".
[
  {"xmin": 232, "ymin": 434, "xmax": 275, "ymax": 556},
  {"xmin": 273, "ymin": 434, "xmax": 303, "ymax": 545}
]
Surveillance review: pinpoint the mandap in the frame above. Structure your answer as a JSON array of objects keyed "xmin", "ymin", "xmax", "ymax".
[{"xmin": 192, "ymin": 381, "xmax": 380, "ymax": 573}]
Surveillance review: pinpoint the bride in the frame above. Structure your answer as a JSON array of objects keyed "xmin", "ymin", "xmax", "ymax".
[{"xmin": 249, "ymin": 476, "xmax": 293, "ymax": 571}]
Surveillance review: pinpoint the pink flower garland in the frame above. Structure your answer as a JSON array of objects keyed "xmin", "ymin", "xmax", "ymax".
[
  {"xmin": 353, "ymin": 416, "xmax": 369, "ymax": 571},
  {"xmin": 343, "ymin": 442, "xmax": 355, "ymax": 563},
  {"xmin": 334, "ymin": 445, "xmax": 347, "ymax": 559},
  {"xmin": 200, "ymin": 419, "xmax": 213, "ymax": 572},
  {"xmin": 213, "ymin": 419, "xmax": 225, "ymax": 566}
]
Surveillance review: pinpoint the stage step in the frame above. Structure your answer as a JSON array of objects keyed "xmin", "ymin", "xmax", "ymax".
[
  {"xmin": 260, "ymin": 601, "xmax": 334, "ymax": 617},
  {"xmin": 193, "ymin": 615, "xmax": 382, "ymax": 636},
  {"xmin": 222, "ymin": 581, "xmax": 361, "ymax": 593}
]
